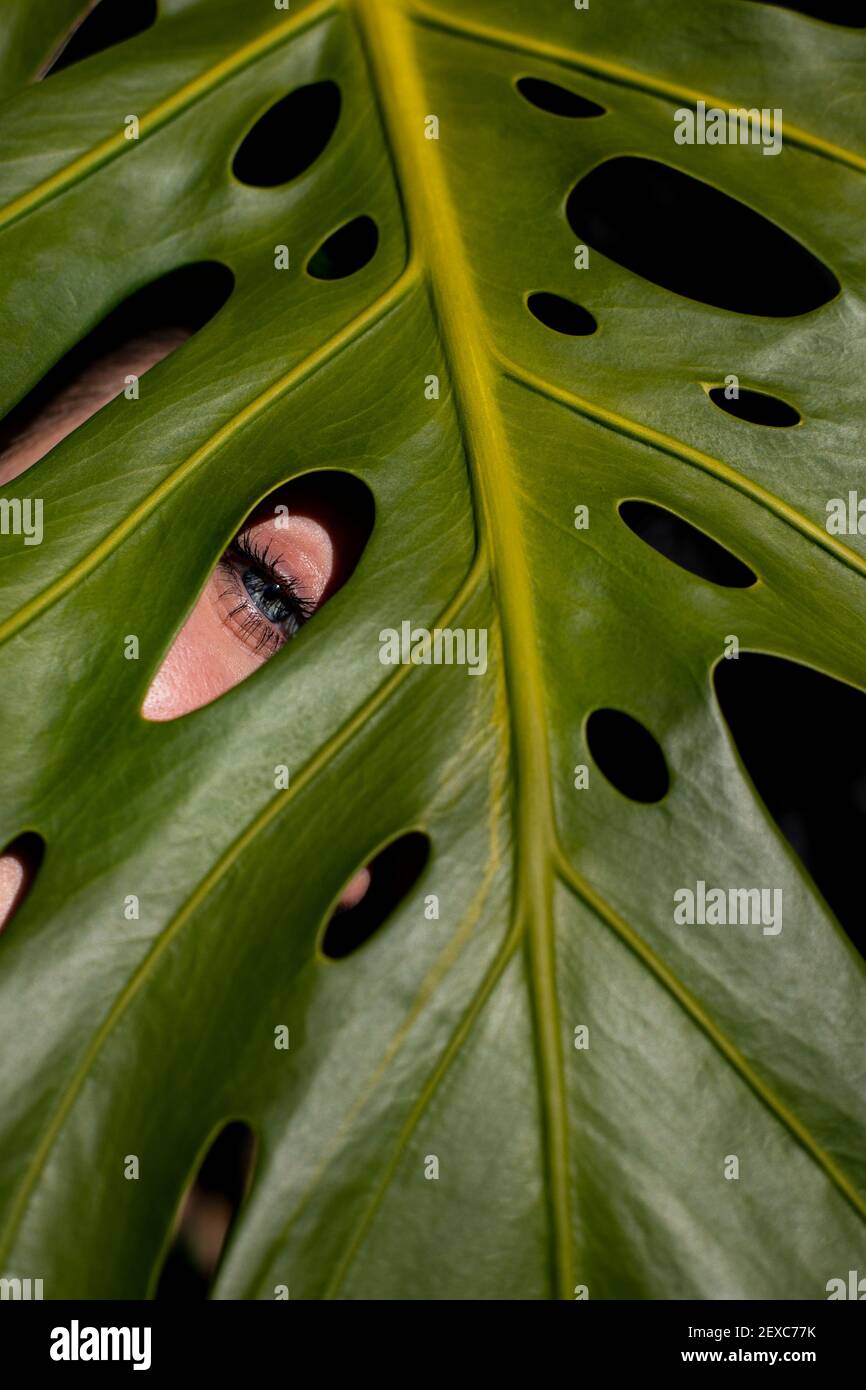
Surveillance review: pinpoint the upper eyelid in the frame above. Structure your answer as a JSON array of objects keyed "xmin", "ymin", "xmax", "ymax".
[
  {"xmin": 231, "ymin": 531, "xmax": 296, "ymax": 588},
  {"xmin": 221, "ymin": 537, "xmax": 316, "ymax": 624},
  {"xmin": 235, "ymin": 529, "xmax": 274, "ymax": 565}
]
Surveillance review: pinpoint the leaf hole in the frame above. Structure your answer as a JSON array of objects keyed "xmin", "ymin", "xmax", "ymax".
[
  {"xmin": 527, "ymin": 291, "xmax": 597, "ymax": 336},
  {"xmin": 232, "ymin": 81, "xmax": 342, "ymax": 187},
  {"xmin": 142, "ymin": 471, "xmax": 374, "ymax": 721},
  {"xmin": 516, "ymin": 76, "xmax": 605, "ymax": 118},
  {"xmin": 586, "ymin": 708, "xmax": 670, "ymax": 803},
  {"xmin": 320, "ymin": 831, "xmax": 430, "ymax": 960},
  {"xmin": 714, "ymin": 653, "xmax": 866, "ymax": 958},
  {"xmin": 306, "ymin": 216, "xmax": 379, "ymax": 280},
  {"xmin": 0, "ymin": 832, "xmax": 44, "ymax": 936},
  {"xmin": 742, "ymin": 1, "xmax": 865, "ymax": 25},
  {"xmin": 155, "ymin": 1121, "xmax": 256, "ymax": 1299},
  {"xmin": 566, "ymin": 156, "xmax": 839, "ymax": 316},
  {"xmin": 0, "ymin": 261, "xmax": 234, "ymax": 486},
  {"xmin": 619, "ymin": 500, "xmax": 757, "ymax": 588},
  {"xmin": 44, "ymin": 0, "xmax": 158, "ymax": 76},
  {"xmin": 707, "ymin": 385, "xmax": 801, "ymax": 427}
]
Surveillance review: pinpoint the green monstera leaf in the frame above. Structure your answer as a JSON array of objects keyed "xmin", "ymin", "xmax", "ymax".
[{"xmin": 0, "ymin": 0, "xmax": 864, "ymax": 1301}]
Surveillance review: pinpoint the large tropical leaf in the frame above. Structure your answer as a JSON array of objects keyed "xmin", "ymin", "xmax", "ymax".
[{"xmin": 0, "ymin": 0, "xmax": 864, "ymax": 1300}]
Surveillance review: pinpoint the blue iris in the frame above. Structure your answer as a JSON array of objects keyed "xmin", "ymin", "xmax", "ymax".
[{"xmin": 241, "ymin": 568, "xmax": 300, "ymax": 634}]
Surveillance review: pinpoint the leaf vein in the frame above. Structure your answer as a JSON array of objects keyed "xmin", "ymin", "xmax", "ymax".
[
  {"xmin": 0, "ymin": 552, "xmax": 486, "ymax": 1270},
  {"xmin": 0, "ymin": 263, "xmax": 419, "ymax": 646},
  {"xmin": 555, "ymin": 851, "xmax": 866, "ymax": 1223},
  {"xmin": 0, "ymin": 0, "xmax": 339, "ymax": 232},
  {"xmin": 409, "ymin": 2, "xmax": 866, "ymax": 174}
]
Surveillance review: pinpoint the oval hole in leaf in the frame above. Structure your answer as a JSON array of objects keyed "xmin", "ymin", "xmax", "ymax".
[
  {"xmin": 586, "ymin": 708, "xmax": 669, "ymax": 803},
  {"xmin": 306, "ymin": 216, "xmax": 379, "ymax": 280},
  {"xmin": 708, "ymin": 386, "xmax": 801, "ymax": 428},
  {"xmin": 44, "ymin": 0, "xmax": 158, "ymax": 76},
  {"xmin": 743, "ymin": 0, "xmax": 865, "ymax": 25},
  {"xmin": 619, "ymin": 500, "xmax": 757, "ymax": 588},
  {"xmin": 0, "ymin": 261, "xmax": 234, "ymax": 485},
  {"xmin": 155, "ymin": 1121, "xmax": 256, "ymax": 1299},
  {"xmin": 566, "ymin": 156, "xmax": 839, "ymax": 316},
  {"xmin": 516, "ymin": 77, "xmax": 605, "ymax": 118},
  {"xmin": 714, "ymin": 653, "xmax": 866, "ymax": 958},
  {"xmin": 232, "ymin": 81, "xmax": 342, "ymax": 187},
  {"xmin": 142, "ymin": 471, "xmax": 374, "ymax": 721},
  {"xmin": 527, "ymin": 291, "xmax": 597, "ymax": 336},
  {"xmin": 321, "ymin": 831, "xmax": 430, "ymax": 960},
  {"xmin": 0, "ymin": 832, "xmax": 44, "ymax": 936}
]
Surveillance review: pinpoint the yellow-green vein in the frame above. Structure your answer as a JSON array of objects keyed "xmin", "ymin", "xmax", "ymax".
[
  {"xmin": 554, "ymin": 849, "xmax": 866, "ymax": 1223},
  {"xmin": 353, "ymin": 0, "xmax": 574, "ymax": 1299},
  {"xmin": 0, "ymin": 262, "xmax": 419, "ymax": 647},
  {"xmin": 410, "ymin": 2, "xmax": 866, "ymax": 175},
  {"xmin": 0, "ymin": 549, "xmax": 488, "ymax": 1269},
  {"xmin": 501, "ymin": 353, "xmax": 866, "ymax": 584},
  {"xmin": 0, "ymin": 0, "xmax": 338, "ymax": 232},
  {"xmin": 247, "ymin": 648, "xmax": 510, "ymax": 1296}
]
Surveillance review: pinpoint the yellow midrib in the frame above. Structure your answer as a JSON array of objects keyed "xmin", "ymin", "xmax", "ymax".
[{"xmin": 352, "ymin": 0, "xmax": 574, "ymax": 1298}]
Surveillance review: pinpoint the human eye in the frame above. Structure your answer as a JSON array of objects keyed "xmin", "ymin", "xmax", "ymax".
[
  {"xmin": 142, "ymin": 473, "xmax": 374, "ymax": 722},
  {"xmin": 215, "ymin": 530, "xmax": 316, "ymax": 656}
]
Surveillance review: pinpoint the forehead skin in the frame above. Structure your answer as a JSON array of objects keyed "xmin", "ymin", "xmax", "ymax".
[{"xmin": 0, "ymin": 329, "xmax": 190, "ymax": 485}]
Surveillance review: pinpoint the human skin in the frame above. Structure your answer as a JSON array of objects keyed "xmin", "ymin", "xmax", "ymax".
[{"xmin": 0, "ymin": 331, "xmax": 370, "ymax": 927}]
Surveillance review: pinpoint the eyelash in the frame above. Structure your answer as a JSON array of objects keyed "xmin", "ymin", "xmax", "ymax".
[{"xmin": 216, "ymin": 531, "xmax": 316, "ymax": 656}]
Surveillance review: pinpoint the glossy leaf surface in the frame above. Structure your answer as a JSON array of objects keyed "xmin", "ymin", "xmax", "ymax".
[{"xmin": 0, "ymin": 0, "xmax": 864, "ymax": 1300}]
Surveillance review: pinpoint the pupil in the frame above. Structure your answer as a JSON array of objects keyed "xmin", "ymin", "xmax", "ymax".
[{"xmin": 242, "ymin": 568, "xmax": 290, "ymax": 626}]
